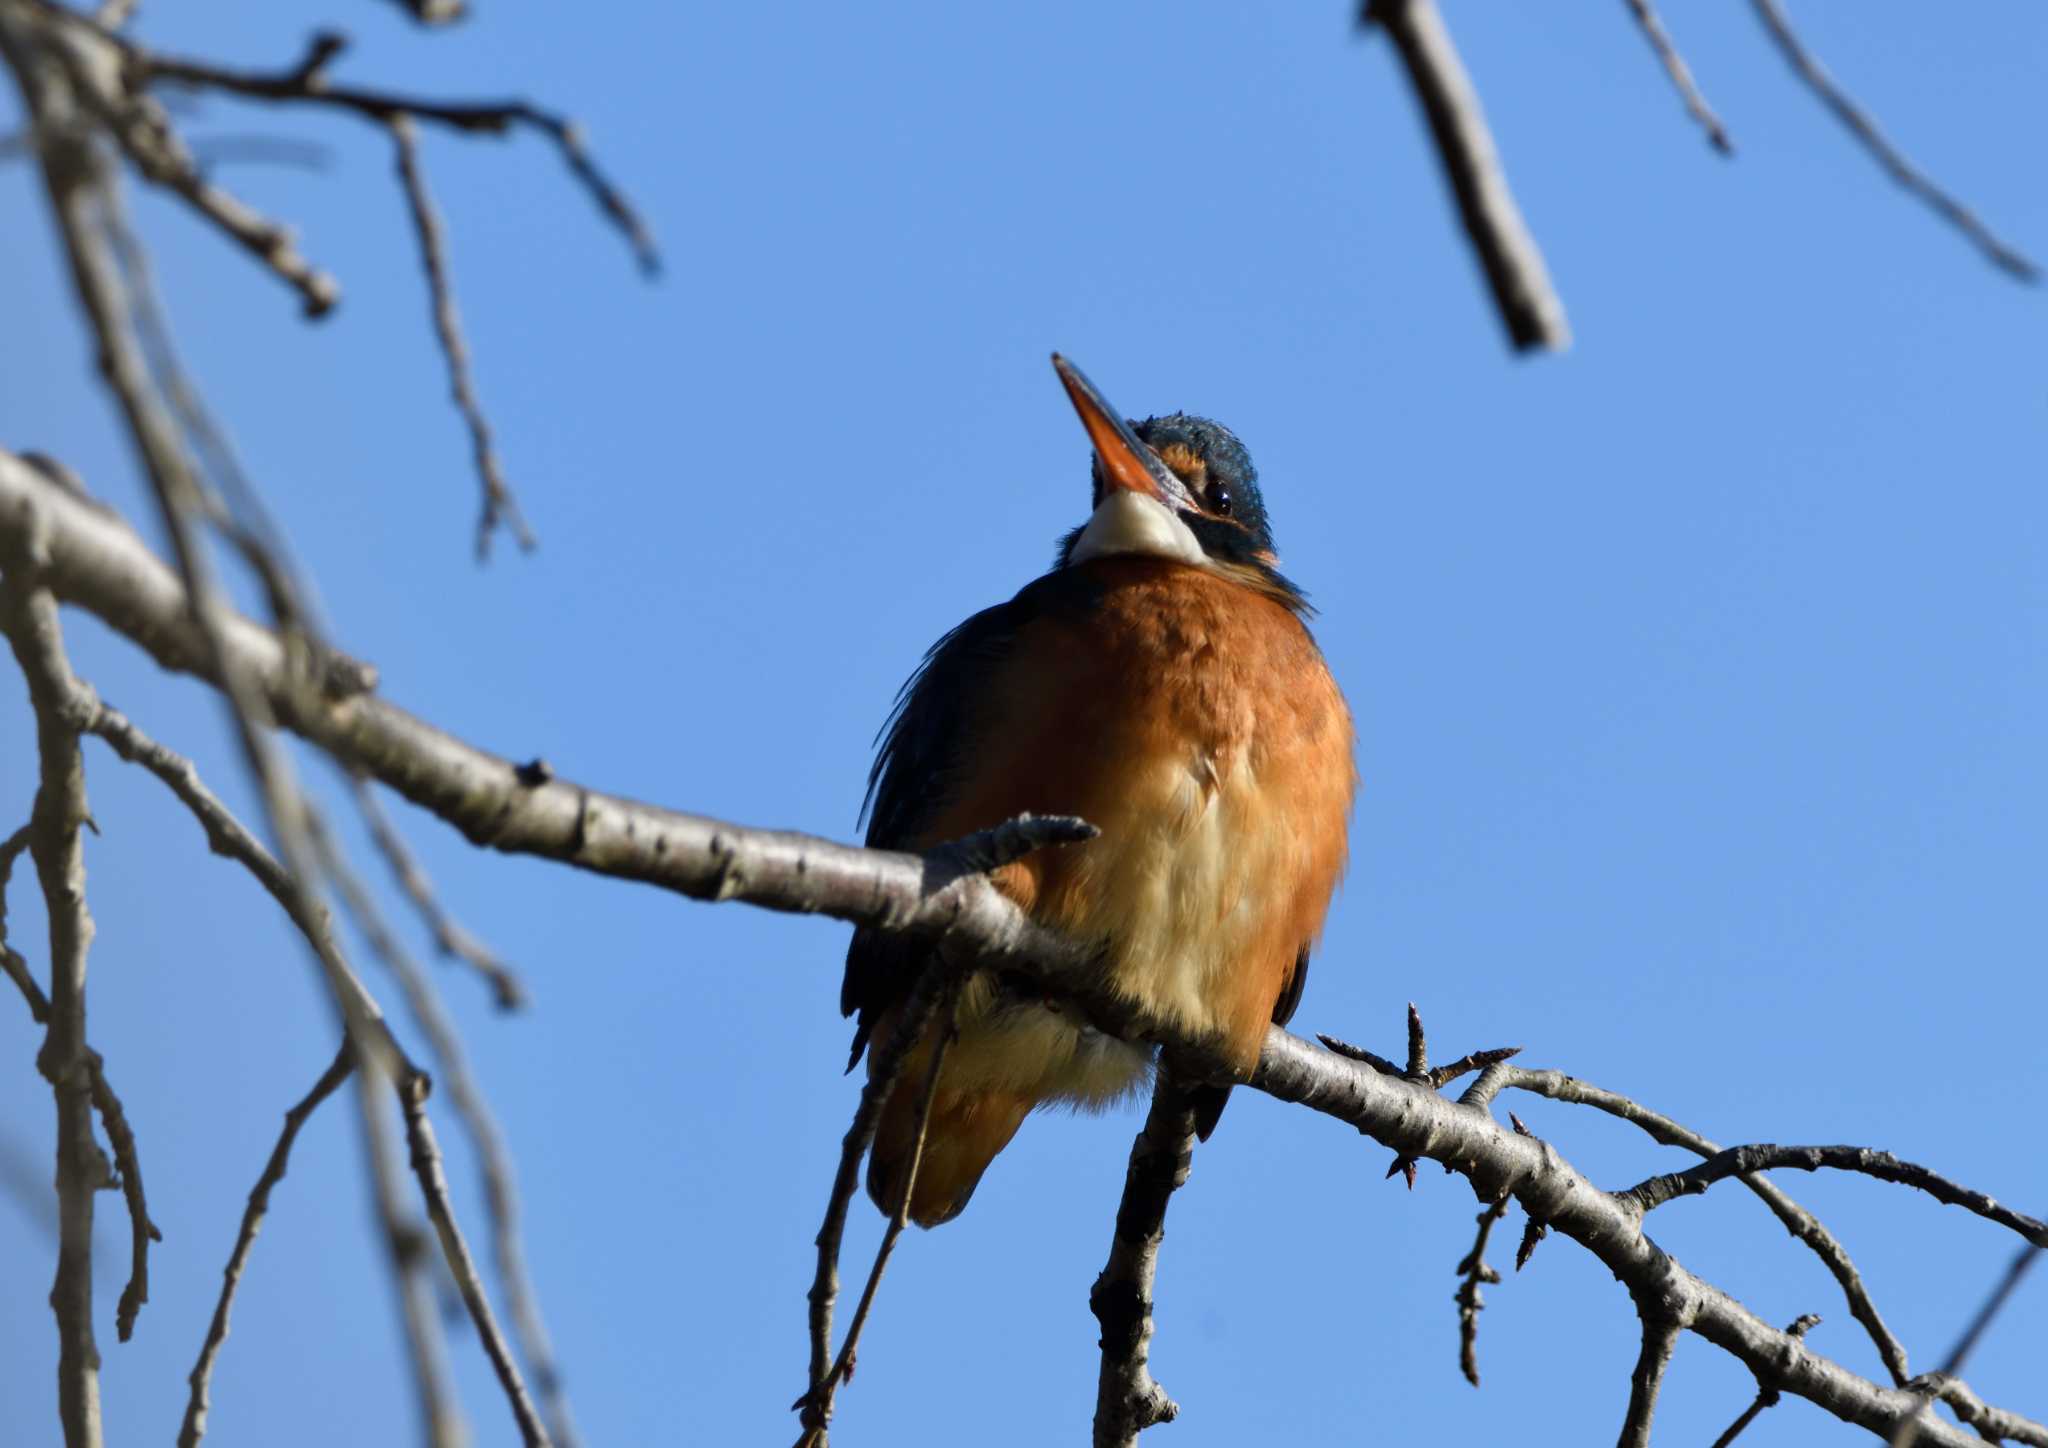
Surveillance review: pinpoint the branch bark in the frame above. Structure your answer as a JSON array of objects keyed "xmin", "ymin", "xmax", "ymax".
[
  {"xmin": 1362, "ymin": 0, "xmax": 1571, "ymax": 352},
  {"xmin": 1091, "ymin": 1073, "xmax": 1198, "ymax": 1447},
  {"xmin": 4, "ymin": 447, "xmax": 2045, "ymax": 1446}
]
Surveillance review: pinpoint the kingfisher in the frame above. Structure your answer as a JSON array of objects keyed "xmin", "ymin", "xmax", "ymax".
[{"xmin": 841, "ymin": 355, "xmax": 1355, "ymax": 1227}]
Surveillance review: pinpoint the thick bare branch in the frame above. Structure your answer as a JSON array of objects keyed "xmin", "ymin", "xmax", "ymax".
[
  {"xmin": 180, "ymin": 1044, "xmax": 355, "ymax": 1448},
  {"xmin": 1361, "ymin": 0, "xmax": 1570, "ymax": 352},
  {"xmin": 1091, "ymin": 1073, "xmax": 1199, "ymax": 1447},
  {"xmin": 1617, "ymin": 1306, "xmax": 1684, "ymax": 1448},
  {"xmin": 1248, "ymin": 1032, "xmax": 2035, "ymax": 1448},
  {"xmin": 1711, "ymin": 1313, "xmax": 1820, "ymax": 1448},
  {"xmin": 1748, "ymin": 0, "xmax": 2037, "ymax": 281},
  {"xmin": 3, "ymin": 447, "xmax": 2043, "ymax": 1445},
  {"xmin": 0, "ymin": 22, "xmax": 392, "ymax": 1074}
]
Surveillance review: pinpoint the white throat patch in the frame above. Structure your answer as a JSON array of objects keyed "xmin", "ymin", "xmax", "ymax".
[{"xmin": 1067, "ymin": 490, "xmax": 1207, "ymax": 568}]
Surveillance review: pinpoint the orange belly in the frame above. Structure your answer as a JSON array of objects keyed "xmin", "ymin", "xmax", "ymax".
[{"xmin": 871, "ymin": 557, "xmax": 1355, "ymax": 1225}]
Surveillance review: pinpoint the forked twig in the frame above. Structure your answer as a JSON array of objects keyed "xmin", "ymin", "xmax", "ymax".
[{"xmin": 180, "ymin": 1044, "xmax": 355, "ymax": 1448}]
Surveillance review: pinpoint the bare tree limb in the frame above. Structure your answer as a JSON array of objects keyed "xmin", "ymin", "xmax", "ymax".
[
  {"xmin": 1748, "ymin": 0, "xmax": 2038, "ymax": 281},
  {"xmin": 0, "ymin": 820, "xmax": 52, "ymax": 1022},
  {"xmin": 397, "ymin": 1068, "xmax": 553, "ymax": 1448},
  {"xmin": 41, "ymin": 12, "xmax": 342, "ymax": 316},
  {"xmin": 308, "ymin": 806, "xmax": 578, "ymax": 1448},
  {"xmin": 799, "ymin": 976, "xmax": 962, "ymax": 1448},
  {"xmin": 1621, "ymin": 1143, "xmax": 2048, "ymax": 1249},
  {"xmin": 1480, "ymin": 1062, "xmax": 1912, "ymax": 1386},
  {"xmin": 88, "ymin": 1050, "xmax": 159, "ymax": 1342},
  {"xmin": 1453, "ymin": 1195, "xmax": 1508, "ymax": 1388},
  {"xmin": 388, "ymin": 112, "xmax": 534, "ymax": 559},
  {"xmin": 1361, "ymin": 0, "xmax": 1571, "ymax": 352},
  {"xmin": 0, "ymin": 18, "xmax": 393, "ymax": 1078},
  {"xmin": 355, "ymin": 1059, "xmax": 468, "ymax": 1448},
  {"xmin": 794, "ymin": 957, "xmax": 961, "ymax": 1448},
  {"xmin": 3, "ymin": 447, "xmax": 2044, "ymax": 1445},
  {"xmin": 1249, "ymin": 1032, "xmax": 2038, "ymax": 1448},
  {"xmin": 352, "ymin": 776, "xmax": 525, "ymax": 1011},
  {"xmin": 1892, "ymin": 1246, "xmax": 2046, "ymax": 1448},
  {"xmin": 1619, "ymin": 0, "xmax": 1733, "ymax": 153},
  {"xmin": 0, "ymin": 559, "xmax": 104, "ymax": 1448},
  {"xmin": 1091, "ymin": 1073, "xmax": 1198, "ymax": 1447},
  {"xmin": 1711, "ymin": 1313, "xmax": 1821, "ymax": 1448},
  {"xmin": 1617, "ymin": 1303, "xmax": 1684, "ymax": 1448},
  {"xmin": 180, "ymin": 1044, "xmax": 355, "ymax": 1448},
  {"xmin": 122, "ymin": 25, "xmax": 659, "ymax": 274}
]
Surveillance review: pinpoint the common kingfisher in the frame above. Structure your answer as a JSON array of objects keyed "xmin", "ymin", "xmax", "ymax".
[{"xmin": 841, "ymin": 355, "xmax": 1356, "ymax": 1227}]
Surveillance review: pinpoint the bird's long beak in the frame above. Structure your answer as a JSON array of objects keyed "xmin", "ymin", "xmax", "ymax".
[{"xmin": 1052, "ymin": 354, "xmax": 1195, "ymax": 510}]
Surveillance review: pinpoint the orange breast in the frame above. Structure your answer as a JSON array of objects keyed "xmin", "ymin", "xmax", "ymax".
[{"xmin": 911, "ymin": 556, "xmax": 1356, "ymax": 1073}]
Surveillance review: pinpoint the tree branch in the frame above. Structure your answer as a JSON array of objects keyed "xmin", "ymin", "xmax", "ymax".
[
  {"xmin": 1091, "ymin": 1073, "xmax": 1198, "ymax": 1447},
  {"xmin": 0, "ymin": 554, "xmax": 104, "ymax": 1448},
  {"xmin": 1480, "ymin": 1062, "xmax": 1911, "ymax": 1385},
  {"xmin": 388, "ymin": 112, "xmax": 533, "ymax": 559},
  {"xmin": 1619, "ymin": 0, "xmax": 1732, "ymax": 153},
  {"xmin": 1361, "ymin": 0, "xmax": 1570, "ymax": 352},
  {"xmin": 1620, "ymin": 1143, "xmax": 2048, "ymax": 1249},
  {"xmin": 4, "ymin": 446, "xmax": 2044, "ymax": 1445},
  {"xmin": 180, "ymin": 1044, "xmax": 355, "ymax": 1448},
  {"xmin": 1748, "ymin": 0, "xmax": 2037, "ymax": 281}
]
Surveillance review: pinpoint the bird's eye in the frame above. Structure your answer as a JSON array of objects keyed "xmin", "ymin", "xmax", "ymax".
[{"xmin": 1210, "ymin": 485, "xmax": 1233, "ymax": 518}]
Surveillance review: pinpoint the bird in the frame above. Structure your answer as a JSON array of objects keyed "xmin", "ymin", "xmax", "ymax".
[{"xmin": 841, "ymin": 354, "xmax": 1355, "ymax": 1227}]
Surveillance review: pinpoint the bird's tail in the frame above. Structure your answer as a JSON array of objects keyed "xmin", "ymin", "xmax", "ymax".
[{"xmin": 867, "ymin": 1080, "xmax": 1031, "ymax": 1228}]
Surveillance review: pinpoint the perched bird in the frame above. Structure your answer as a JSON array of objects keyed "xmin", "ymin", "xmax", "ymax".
[{"xmin": 842, "ymin": 355, "xmax": 1355, "ymax": 1227}]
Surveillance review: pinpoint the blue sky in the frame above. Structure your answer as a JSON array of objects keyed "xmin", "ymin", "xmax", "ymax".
[{"xmin": 2, "ymin": 3, "xmax": 2044, "ymax": 1444}]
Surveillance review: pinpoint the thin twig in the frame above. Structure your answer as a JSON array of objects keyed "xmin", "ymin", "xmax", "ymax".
[
  {"xmin": 1, "ymin": 820, "xmax": 52, "ymax": 1022},
  {"xmin": 1711, "ymin": 1314, "xmax": 1820, "ymax": 1448},
  {"xmin": 355, "ymin": 1057, "xmax": 468, "ymax": 1448},
  {"xmin": 389, "ymin": 113, "xmax": 534, "ymax": 559},
  {"xmin": 180, "ymin": 1043, "xmax": 355, "ymax": 1448},
  {"xmin": 1454, "ymin": 1196, "xmax": 1508, "ymax": 1387},
  {"xmin": 88, "ymin": 1049, "xmax": 161, "ymax": 1342},
  {"xmin": 1748, "ymin": 0, "xmax": 2038, "ymax": 280},
  {"xmin": 396, "ymin": 1068, "xmax": 554, "ymax": 1447},
  {"xmin": 796, "ymin": 960, "xmax": 957, "ymax": 1446},
  {"xmin": 1893, "ymin": 1246, "xmax": 2047, "ymax": 1448},
  {"xmin": 1490, "ymin": 1065, "xmax": 1911, "ymax": 1385},
  {"xmin": 3, "ymin": 23, "xmax": 391, "ymax": 1074},
  {"xmin": 1621, "ymin": 1143, "xmax": 2048, "ymax": 1249},
  {"xmin": 0, "ymin": 560, "xmax": 103, "ymax": 1448},
  {"xmin": 1362, "ymin": 0, "xmax": 1571, "ymax": 351},
  {"xmin": 799, "ymin": 978, "xmax": 963, "ymax": 1446},
  {"xmin": 1091, "ymin": 1073, "xmax": 1200, "ymax": 1447},
  {"xmin": 310, "ymin": 806, "xmax": 578, "ymax": 1448},
  {"xmin": 1619, "ymin": 0, "xmax": 1733, "ymax": 153},
  {"xmin": 124, "ymin": 26, "xmax": 659, "ymax": 273},
  {"xmin": 352, "ymin": 776, "xmax": 524, "ymax": 1009}
]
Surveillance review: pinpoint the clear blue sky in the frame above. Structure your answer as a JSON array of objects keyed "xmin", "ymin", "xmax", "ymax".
[{"xmin": 3, "ymin": 3, "xmax": 2044, "ymax": 1444}]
